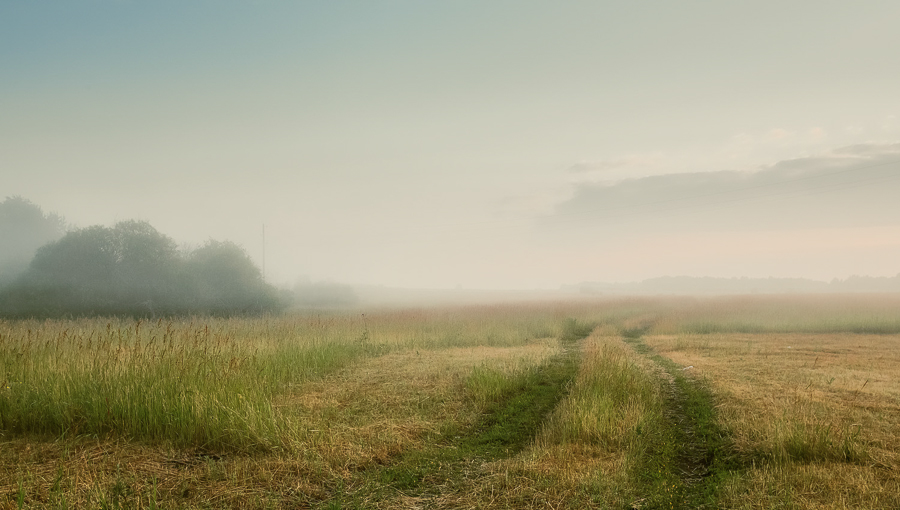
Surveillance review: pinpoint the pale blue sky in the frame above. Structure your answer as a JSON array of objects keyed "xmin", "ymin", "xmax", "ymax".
[{"xmin": 3, "ymin": 2, "xmax": 900, "ymax": 288}]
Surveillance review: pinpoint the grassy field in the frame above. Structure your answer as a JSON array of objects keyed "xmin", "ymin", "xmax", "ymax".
[{"xmin": 1, "ymin": 296, "xmax": 899, "ymax": 508}]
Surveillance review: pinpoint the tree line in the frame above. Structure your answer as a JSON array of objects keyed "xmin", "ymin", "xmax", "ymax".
[{"xmin": 0, "ymin": 197, "xmax": 283, "ymax": 318}]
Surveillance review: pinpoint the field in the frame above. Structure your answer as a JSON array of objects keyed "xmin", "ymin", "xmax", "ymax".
[{"xmin": 1, "ymin": 295, "xmax": 899, "ymax": 509}]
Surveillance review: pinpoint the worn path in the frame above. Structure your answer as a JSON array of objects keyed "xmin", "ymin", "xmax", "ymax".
[
  {"xmin": 323, "ymin": 326, "xmax": 589, "ymax": 509},
  {"xmin": 624, "ymin": 335, "xmax": 734, "ymax": 509}
]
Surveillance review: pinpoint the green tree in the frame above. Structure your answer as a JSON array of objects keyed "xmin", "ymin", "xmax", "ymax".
[
  {"xmin": 109, "ymin": 220, "xmax": 182, "ymax": 308},
  {"xmin": 22, "ymin": 221, "xmax": 181, "ymax": 314},
  {"xmin": 28, "ymin": 225, "xmax": 118, "ymax": 306},
  {"xmin": 185, "ymin": 240, "xmax": 279, "ymax": 313},
  {"xmin": 0, "ymin": 196, "xmax": 66, "ymax": 285},
  {"xmin": 0, "ymin": 220, "xmax": 282, "ymax": 317}
]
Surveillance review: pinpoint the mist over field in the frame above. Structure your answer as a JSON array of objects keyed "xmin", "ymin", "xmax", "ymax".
[
  {"xmin": 4, "ymin": 5, "xmax": 900, "ymax": 505},
  {"xmin": 2, "ymin": 194, "xmax": 898, "ymax": 317},
  {"xmin": 3, "ymin": 1, "xmax": 900, "ymax": 291},
  {"xmin": 0, "ymin": 197, "xmax": 283, "ymax": 317}
]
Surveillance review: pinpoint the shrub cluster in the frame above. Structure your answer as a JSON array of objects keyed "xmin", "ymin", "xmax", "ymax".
[
  {"xmin": 0, "ymin": 196, "xmax": 66, "ymax": 286},
  {"xmin": 0, "ymin": 220, "xmax": 282, "ymax": 318}
]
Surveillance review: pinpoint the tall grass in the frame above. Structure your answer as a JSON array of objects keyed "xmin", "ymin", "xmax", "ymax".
[
  {"xmin": 539, "ymin": 338, "xmax": 664, "ymax": 452},
  {"xmin": 545, "ymin": 294, "xmax": 900, "ymax": 335},
  {"xmin": 652, "ymin": 294, "xmax": 900, "ymax": 335},
  {"xmin": 466, "ymin": 360, "xmax": 538, "ymax": 407},
  {"xmin": 4, "ymin": 297, "xmax": 898, "ymax": 508},
  {"xmin": 0, "ymin": 318, "xmax": 357, "ymax": 450},
  {"xmin": 0, "ymin": 305, "xmax": 569, "ymax": 451},
  {"xmin": 3, "ymin": 295, "xmax": 892, "ymax": 453},
  {"xmin": 644, "ymin": 323, "xmax": 900, "ymax": 508}
]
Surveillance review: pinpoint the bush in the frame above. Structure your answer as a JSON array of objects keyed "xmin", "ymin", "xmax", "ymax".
[
  {"xmin": 0, "ymin": 221, "xmax": 283, "ymax": 318},
  {"xmin": 0, "ymin": 196, "xmax": 66, "ymax": 286}
]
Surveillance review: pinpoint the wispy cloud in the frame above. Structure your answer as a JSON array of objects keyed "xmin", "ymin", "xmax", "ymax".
[
  {"xmin": 567, "ymin": 155, "xmax": 662, "ymax": 174},
  {"xmin": 543, "ymin": 143, "xmax": 900, "ymax": 234},
  {"xmin": 565, "ymin": 154, "xmax": 666, "ymax": 184}
]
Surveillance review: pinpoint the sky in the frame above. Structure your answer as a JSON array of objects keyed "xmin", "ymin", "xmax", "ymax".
[{"xmin": 2, "ymin": 1, "xmax": 900, "ymax": 289}]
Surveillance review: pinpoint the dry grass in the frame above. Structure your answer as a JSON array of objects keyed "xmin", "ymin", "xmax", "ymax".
[
  {"xmin": 404, "ymin": 333, "xmax": 669, "ymax": 509},
  {"xmin": 0, "ymin": 307, "xmax": 563, "ymax": 509},
  {"xmin": 644, "ymin": 331, "xmax": 900, "ymax": 509},
  {"xmin": 0, "ymin": 438, "xmax": 316, "ymax": 509},
  {"xmin": 4, "ymin": 296, "xmax": 900, "ymax": 508},
  {"xmin": 0, "ymin": 340, "xmax": 558, "ymax": 509},
  {"xmin": 280, "ymin": 341, "xmax": 560, "ymax": 479},
  {"xmin": 651, "ymin": 294, "xmax": 900, "ymax": 335}
]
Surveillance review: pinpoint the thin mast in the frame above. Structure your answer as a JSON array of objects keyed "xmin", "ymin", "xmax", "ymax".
[{"xmin": 262, "ymin": 223, "xmax": 266, "ymax": 283}]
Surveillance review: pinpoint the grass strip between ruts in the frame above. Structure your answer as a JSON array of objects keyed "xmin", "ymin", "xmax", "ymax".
[
  {"xmin": 623, "ymin": 335, "xmax": 743, "ymax": 509},
  {"xmin": 323, "ymin": 323, "xmax": 589, "ymax": 508}
]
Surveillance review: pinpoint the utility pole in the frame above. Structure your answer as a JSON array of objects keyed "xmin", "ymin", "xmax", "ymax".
[{"xmin": 262, "ymin": 223, "xmax": 266, "ymax": 283}]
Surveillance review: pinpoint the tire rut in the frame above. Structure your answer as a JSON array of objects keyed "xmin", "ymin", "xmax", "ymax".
[
  {"xmin": 624, "ymin": 336, "xmax": 722, "ymax": 509},
  {"xmin": 326, "ymin": 330, "xmax": 587, "ymax": 508},
  {"xmin": 660, "ymin": 369, "xmax": 713, "ymax": 485}
]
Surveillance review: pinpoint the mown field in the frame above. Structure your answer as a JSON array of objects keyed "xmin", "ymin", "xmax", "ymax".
[{"xmin": 1, "ymin": 295, "xmax": 899, "ymax": 509}]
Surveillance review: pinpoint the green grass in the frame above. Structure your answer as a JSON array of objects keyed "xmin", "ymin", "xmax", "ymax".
[
  {"xmin": 0, "ymin": 319, "xmax": 358, "ymax": 451},
  {"xmin": 540, "ymin": 294, "xmax": 900, "ymax": 336},
  {"xmin": 764, "ymin": 420, "xmax": 867, "ymax": 466},
  {"xmin": 0, "ymin": 309, "xmax": 576, "ymax": 453},
  {"xmin": 371, "ymin": 352, "xmax": 577, "ymax": 491},
  {"xmin": 325, "ymin": 322, "xmax": 589, "ymax": 507},
  {"xmin": 559, "ymin": 317, "xmax": 595, "ymax": 342},
  {"xmin": 3, "ymin": 296, "xmax": 898, "ymax": 508},
  {"xmin": 656, "ymin": 295, "xmax": 900, "ymax": 335},
  {"xmin": 622, "ymin": 335, "xmax": 741, "ymax": 509},
  {"xmin": 540, "ymin": 341, "xmax": 660, "ymax": 451}
]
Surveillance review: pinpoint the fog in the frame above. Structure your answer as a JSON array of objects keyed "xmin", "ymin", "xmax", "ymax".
[
  {"xmin": 551, "ymin": 144, "xmax": 900, "ymax": 233},
  {"xmin": 0, "ymin": 197, "xmax": 66, "ymax": 286},
  {"xmin": 0, "ymin": 217, "xmax": 283, "ymax": 318},
  {"xmin": 3, "ymin": 2, "xmax": 899, "ymax": 292}
]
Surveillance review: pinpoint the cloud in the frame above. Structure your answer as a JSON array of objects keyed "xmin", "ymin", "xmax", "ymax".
[
  {"xmin": 568, "ymin": 155, "xmax": 659, "ymax": 173},
  {"xmin": 543, "ymin": 143, "xmax": 900, "ymax": 235},
  {"xmin": 766, "ymin": 128, "xmax": 794, "ymax": 141},
  {"xmin": 831, "ymin": 142, "xmax": 900, "ymax": 157},
  {"xmin": 567, "ymin": 160, "xmax": 623, "ymax": 174},
  {"xmin": 565, "ymin": 154, "xmax": 667, "ymax": 184},
  {"xmin": 808, "ymin": 127, "xmax": 827, "ymax": 141},
  {"xmin": 494, "ymin": 190, "xmax": 568, "ymax": 217}
]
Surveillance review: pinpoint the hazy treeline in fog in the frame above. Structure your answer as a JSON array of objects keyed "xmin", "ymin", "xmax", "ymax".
[
  {"xmin": 0, "ymin": 196, "xmax": 67, "ymax": 287},
  {"xmin": 0, "ymin": 197, "xmax": 283, "ymax": 318},
  {"xmin": 291, "ymin": 278, "xmax": 359, "ymax": 308},
  {"xmin": 569, "ymin": 274, "xmax": 900, "ymax": 295}
]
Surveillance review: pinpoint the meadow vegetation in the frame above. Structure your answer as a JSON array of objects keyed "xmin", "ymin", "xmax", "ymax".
[
  {"xmin": 1, "ymin": 295, "xmax": 898, "ymax": 508},
  {"xmin": 0, "ymin": 220, "xmax": 281, "ymax": 318},
  {"xmin": 643, "ymin": 331, "xmax": 900, "ymax": 509}
]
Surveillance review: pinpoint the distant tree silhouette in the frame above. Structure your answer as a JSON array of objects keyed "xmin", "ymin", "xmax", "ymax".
[
  {"xmin": 109, "ymin": 220, "xmax": 182, "ymax": 307},
  {"xmin": 0, "ymin": 196, "xmax": 66, "ymax": 285},
  {"xmin": 27, "ymin": 225, "xmax": 119, "ymax": 310},
  {"xmin": 185, "ymin": 240, "xmax": 279, "ymax": 314},
  {"xmin": 0, "ymin": 219, "xmax": 283, "ymax": 318}
]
